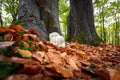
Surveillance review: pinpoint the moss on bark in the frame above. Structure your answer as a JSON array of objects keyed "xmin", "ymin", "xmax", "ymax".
[{"xmin": 72, "ymin": 34, "xmax": 103, "ymax": 46}]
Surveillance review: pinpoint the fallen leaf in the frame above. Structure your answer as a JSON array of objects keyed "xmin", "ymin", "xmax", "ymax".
[
  {"xmin": 4, "ymin": 74, "xmax": 29, "ymax": 80},
  {"xmin": 67, "ymin": 58, "xmax": 79, "ymax": 70},
  {"xmin": 4, "ymin": 33, "xmax": 13, "ymax": 41},
  {"xmin": 107, "ymin": 68, "xmax": 120, "ymax": 80},
  {"xmin": 17, "ymin": 49, "xmax": 32, "ymax": 57},
  {"xmin": 0, "ymin": 41, "xmax": 14, "ymax": 49},
  {"xmin": 60, "ymin": 52, "xmax": 67, "ymax": 57},
  {"xmin": 28, "ymin": 28, "xmax": 39, "ymax": 36},
  {"xmin": 10, "ymin": 24, "xmax": 24, "ymax": 32}
]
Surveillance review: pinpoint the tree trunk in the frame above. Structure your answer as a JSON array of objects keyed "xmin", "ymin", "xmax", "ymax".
[
  {"xmin": 18, "ymin": 0, "xmax": 61, "ymax": 40},
  {"xmin": 0, "ymin": 12, "xmax": 3, "ymax": 26},
  {"xmin": 0, "ymin": 1, "xmax": 3, "ymax": 26},
  {"xmin": 41, "ymin": 0, "xmax": 61, "ymax": 35},
  {"xmin": 67, "ymin": 0, "xmax": 102, "ymax": 45}
]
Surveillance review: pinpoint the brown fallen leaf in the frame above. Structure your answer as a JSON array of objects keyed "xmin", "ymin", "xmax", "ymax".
[
  {"xmin": 17, "ymin": 49, "xmax": 32, "ymax": 57},
  {"xmin": 107, "ymin": 68, "xmax": 120, "ymax": 80},
  {"xmin": 65, "ymin": 57, "xmax": 79, "ymax": 70},
  {"xmin": 48, "ymin": 63, "xmax": 73, "ymax": 78},
  {"xmin": 3, "ymin": 74, "xmax": 29, "ymax": 80},
  {"xmin": 4, "ymin": 33, "xmax": 13, "ymax": 41},
  {"xmin": 23, "ymin": 34, "xmax": 39, "ymax": 42}
]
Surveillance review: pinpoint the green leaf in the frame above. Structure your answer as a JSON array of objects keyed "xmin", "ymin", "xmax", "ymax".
[
  {"xmin": 0, "ymin": 61, "xmax": 20, "ymax": 78},
  {"xmin": 0, "ymin": 36, "xmax": 4, "ymax": 41},
  {"xmin": 0, "ymin": 48, "xmax": 8, "ymax": 54}
]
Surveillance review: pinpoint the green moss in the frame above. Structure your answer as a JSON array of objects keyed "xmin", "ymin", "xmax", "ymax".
[
  {"xmin": 72, "ymin": 34, "xmax": 103, "ymax": 46},
  {"xmin": 0, "ymin": 36, "xmax": 4, "ymax": 41},
  {"xmin": 0, "ymin": 48, "xmax": 8, "ymax": 54},
  {"xmin": 0, "ymin": 61, "xmax": 20, "ymax": 78},
  {"xmin": 72, "ymin": 34, "xmax": 86, "ymax": 44},
  {"xmin": 88, "ymin": 38, "xmax": 103, "ymax": 46}
]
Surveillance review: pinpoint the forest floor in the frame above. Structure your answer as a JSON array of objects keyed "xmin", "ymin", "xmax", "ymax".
[{"xmin": 0, "ymin": 24, "xmax": 120, "ymax": 80}]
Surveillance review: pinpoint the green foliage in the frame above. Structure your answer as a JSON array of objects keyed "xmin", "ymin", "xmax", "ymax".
[
  {"xmin": 0, "ymin": 61, "xmax": 20, "ymax": 78},
  {"xmin": 13, "ymin": 19, "xmax": 26, "ymax": 25},
  {"xmin": 1, "ymin": 0, "xmax": 19, "ymax": 26},
  {"xmin": 17, "ymin": 41, "xmax": 41, "ymax": 52},
  {"xmin": 94, "ymin": 0, "xmax": 120, "ymax": 44},
  {"xmin": 17, "ymin": 42, "xmax": 32, "ymax": 51},
  {"xmin": 17, "ymin": 42, "xmax": 24, "ymax": 48},
  {"xmin": 59, "ymin": 0, "xmax": 70, "ymax": 38}
]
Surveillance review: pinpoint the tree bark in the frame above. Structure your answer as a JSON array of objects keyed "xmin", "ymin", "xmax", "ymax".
[
  {"xmin": 41, "ymin": 0, "xmax": 61, "ymax": 35},
  {"xmin": 0, "ymin": 1, "xmax": 3, "ymax": 26},
  {"xmin": 18, "ymin": 0, "xmax": 61, "ymax": 40},
  {"xmin": 67, "ymin": 0, "xmax": 101, "ymax": 45},
  {"xmin": 0, "ymin": 12, "xmax": 3, "ymax": 26}
]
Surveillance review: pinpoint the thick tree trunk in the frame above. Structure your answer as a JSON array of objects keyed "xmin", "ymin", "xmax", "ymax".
[
  {"xmin": 18, "ymin": 0, "xmax": 61, "ymax": 40},
  {"xmin": 41, "ymin": 0, "xmax": 61, "ymax": 35},
  {"xmin": 67, "ymin": 0, "xmax": 101, "ymax": 45}
]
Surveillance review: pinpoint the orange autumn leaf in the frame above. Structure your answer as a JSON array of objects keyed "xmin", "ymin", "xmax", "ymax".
[
  {"xmin": 22, "ymin": 34, "xmax": 30, "ymax": 41},
  {"xmin": 9, "ymin": 29, "xmax": 16, "ymax": 33},
  {"xmin": 28, "ymin": 28, "xmax": 39, "ymax": 36},
  {"xmin": 10, "ymin": 24, "xmax": 24, "ymax": 32},
  {"xmin": 0, "ymin": 27, "xmax": 10, "ymax": 33}
]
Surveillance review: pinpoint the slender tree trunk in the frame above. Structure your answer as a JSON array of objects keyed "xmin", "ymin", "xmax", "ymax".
[
  {"xmin": 18, "ymin": 0, "xmax": 61, "ymax": 40},
  {"xmin": 102, "ymin": 6, "xmax": 106, "ymax": 42},
  {"xmin": 11, "ymin": 0, "xmax": 18, "ymax": 23},
  {"xmin": 99, "ymin": 9, "xmax": 103, "ymax": 39},
  {"xmin": 118, "ymin": 17, "xmax": 119, "ymax": 44},
  {"xmin": 114, "ymin": 0, "xmax": 119, "ymax": 44},
  {"xmin": 0, "ymin": 12, "xmax": 3, "ymax": 26},
  {"xmin": 0, "ymin": 0, "xmax": 3, "ymax": 26},
  {"xmin": 67, "ymin": 0, "xmax": 101, "ymax": 45}
]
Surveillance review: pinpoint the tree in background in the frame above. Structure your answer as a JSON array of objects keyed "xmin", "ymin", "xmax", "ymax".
[
  {"xmin": 0, "ymin": 0, "xmax": 3, "ymax": 26},
  {"xmin": 1, "ymin": 0, "xmax": 19, "ymax": 25},
  {"xmin": 67, "ymin": 0, "xmax": 102, "ymax": 45},
  {"xmin": 59, "ymin": 0, "xmax": 69, "ymax": 38},
  {"xmin": 94, "ymin": 0, "xmax": 120, "ymax": 44},
  {"xmin": 18, "ymin": 0, "xmax": 61, "ymax": 40}
]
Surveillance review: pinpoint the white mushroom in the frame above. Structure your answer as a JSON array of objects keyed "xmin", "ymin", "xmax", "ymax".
[
  {"xmin": 49, "ymin": 32, "xmax": 60, "ymax": 40},
  {"xmin": 49, "ymin": 32, "xmax": 65, "ymax": 47}
]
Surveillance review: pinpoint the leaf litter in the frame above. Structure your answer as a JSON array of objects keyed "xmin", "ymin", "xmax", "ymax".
[{"xmin": 0, "ymin": 24, "xmax": 120, "ymax": 80}]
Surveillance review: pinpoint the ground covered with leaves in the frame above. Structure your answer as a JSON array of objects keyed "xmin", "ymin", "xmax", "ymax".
[{"xmin": 0, "ymin": 24, "xmax": 120, "ymax": 80}]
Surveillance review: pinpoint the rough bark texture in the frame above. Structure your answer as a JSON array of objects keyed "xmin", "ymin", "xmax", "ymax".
[
  {"xmin": 18, "ymin": 0, "xmax": 61, "ymax": 40},
  {"xmin": 41, "ymin": 0, "xmax": 61, "ymax": 35},
  {"xmin": 67, "ymin": 0, "xmax": 101, "ymax": 45},
  {"xmin": 0, "ymin": 12, "xmax": 3, "ymax": 26},
  {"xmin": 0, "ymin": 2, "xmax": 3, "ymax": 26}
]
